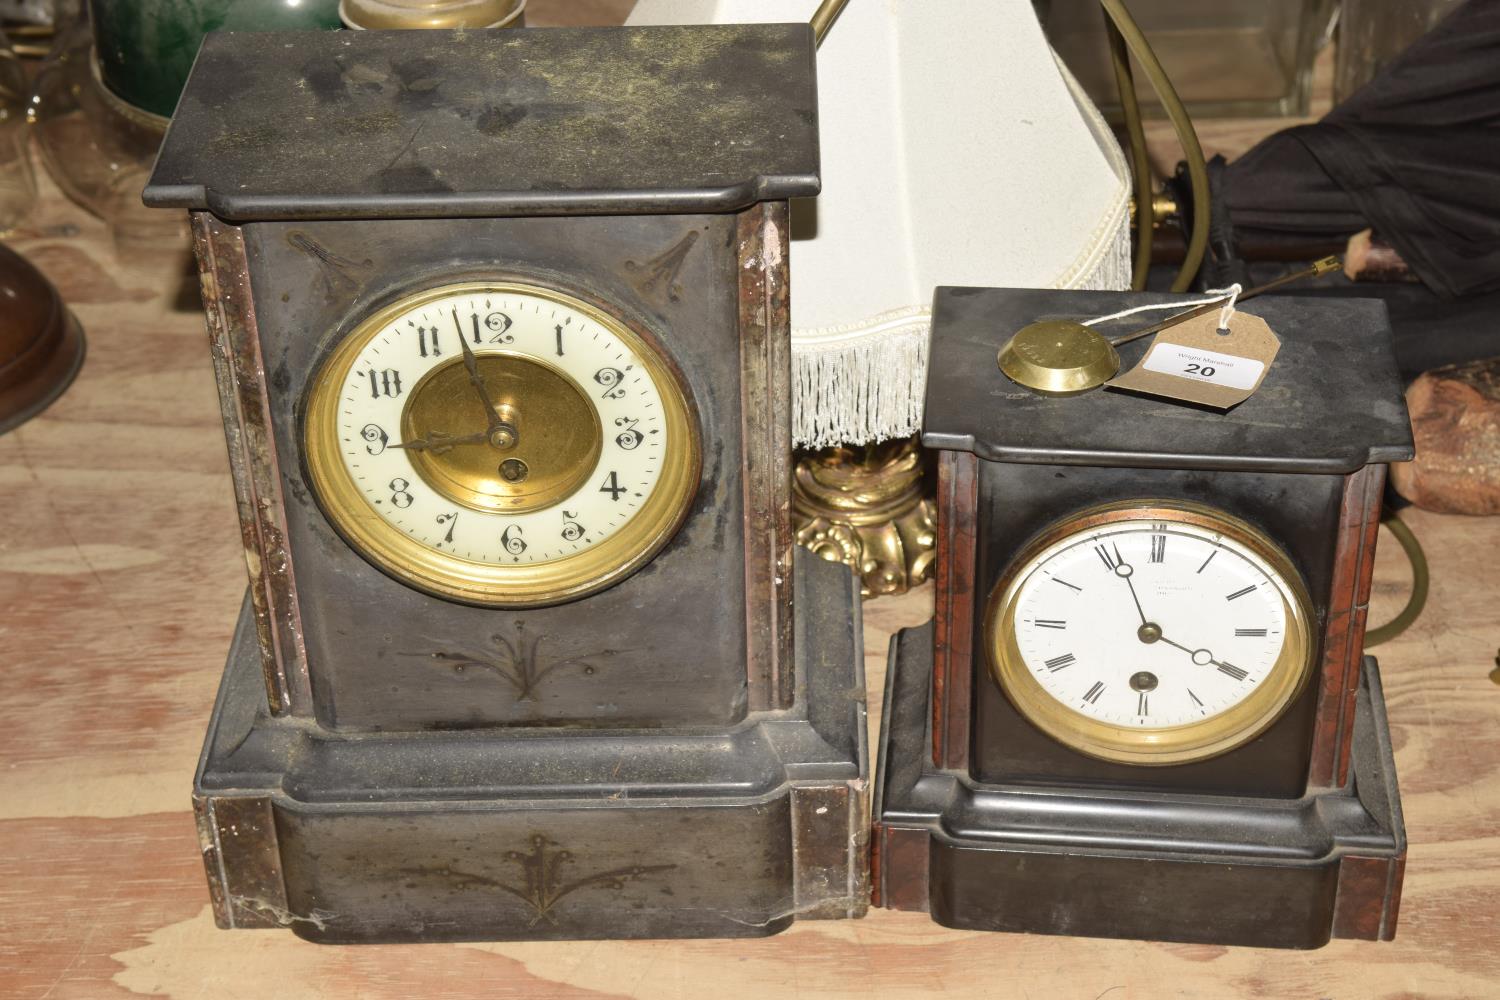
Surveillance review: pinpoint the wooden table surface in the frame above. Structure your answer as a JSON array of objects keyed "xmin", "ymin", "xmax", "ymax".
[{"xmin": 5, "ymin": 5, "xmax": 1500, "ymax": 998}]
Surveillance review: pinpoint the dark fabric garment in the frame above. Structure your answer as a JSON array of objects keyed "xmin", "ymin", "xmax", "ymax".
[{"xmin": 1224, "ymin": 0, "xmax": 1500, "ymax": 298}]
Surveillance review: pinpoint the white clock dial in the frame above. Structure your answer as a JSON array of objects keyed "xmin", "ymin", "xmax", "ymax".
[
  {"xmin": 1012, "ymin": 520, "xmax": 1287, "ymax": 727},
  {"xmin": 335, "ymin": 288, "xmax": 666, "ymax": 566},
  {"xmin": 986, "ymin": 503, "xmax": 1316, "ymax": 765}
]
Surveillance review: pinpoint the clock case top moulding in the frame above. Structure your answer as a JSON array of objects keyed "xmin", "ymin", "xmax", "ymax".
[
  {"xmin": 873, "ymin": 287, "xmax": 1414, "ymax": 949},
  {"xmin": 147, "ymin": 26, "xmax": 869, "ymax": 942}
]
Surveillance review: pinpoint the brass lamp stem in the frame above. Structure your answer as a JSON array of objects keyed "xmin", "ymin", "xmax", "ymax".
[{"xmin": 811, "ymin": 0, "xmax": 851, "ymax": 46}]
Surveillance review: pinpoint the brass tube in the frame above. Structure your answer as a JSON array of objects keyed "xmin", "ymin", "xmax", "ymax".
[
  {"xmin": 1105, "ymin": 11, "xmax": 1153, "ymax": 291},
  {"xmin": 1099, "ymin": 0, "xmax": 1210, "ymax": 294},
  {"xmin": 811, "ymin": 0, "xmax": 852, "ymax": 47}
]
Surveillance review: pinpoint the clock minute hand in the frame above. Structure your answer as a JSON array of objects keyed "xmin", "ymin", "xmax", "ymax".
[
  {"xmin": 1106, "ymin": 542, "xmax": 1150, "ymax": 626},
  {"xmin": 453, "ymin": 310, "xmax": 515, "ymax": 448}
]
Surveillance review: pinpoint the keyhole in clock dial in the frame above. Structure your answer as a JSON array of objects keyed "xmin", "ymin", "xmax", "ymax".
[{"xmin": 499, "ymin": 458, "xmax": 529, "ymax": 483}]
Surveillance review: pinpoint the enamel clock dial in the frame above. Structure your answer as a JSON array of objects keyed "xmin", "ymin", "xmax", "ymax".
[
  {"xmin": 303, "ymin": 281, "xmax": 700, "ymax": 607},
  {"xmin": 985, "ymin": 501, "xmax": 1316, "ymax": 765}
]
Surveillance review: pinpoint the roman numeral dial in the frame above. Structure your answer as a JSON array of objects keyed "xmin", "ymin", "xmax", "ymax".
[{"xmin": 986, "ymin": 503, "xmax": 1316, "ymax": 765}]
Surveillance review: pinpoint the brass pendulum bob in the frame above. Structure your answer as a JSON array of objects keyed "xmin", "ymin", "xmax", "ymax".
[{"xmin": 997, "ymin": 319, "xmax": 1121, "ymax": 397}]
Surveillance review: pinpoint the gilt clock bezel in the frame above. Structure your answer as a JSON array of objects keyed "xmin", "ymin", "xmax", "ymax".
[
  {"xmin": 301, "ymin": 278, "xmax": 702, "ymax": 609},
  {"xmin": 984, "ymin": 499, "xmax": 1318, "ymax": 766}
]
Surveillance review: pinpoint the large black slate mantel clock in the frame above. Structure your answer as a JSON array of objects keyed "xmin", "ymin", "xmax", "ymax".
[
  {"xmin": 146, "ymin": 25, "xmax": 869, "ymax": 943},
  {"xmin": 872, "ymin": 286, "xmax": 1414, "ymax": 949}
]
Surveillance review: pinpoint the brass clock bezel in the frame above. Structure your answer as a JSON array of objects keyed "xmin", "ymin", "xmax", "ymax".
[
  {"xmin": 303, "ymin": 279, "xmax": 701, "ymax": 608},
  {"xmin": 983, "ymin": 499, "xmax": 1317, "ymax": 766}
]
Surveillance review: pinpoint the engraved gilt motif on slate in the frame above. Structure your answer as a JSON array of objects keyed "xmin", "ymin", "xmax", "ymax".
[
  {"xmin": 400, "ymin": 835, "xmax": 675, "ymax": 928},
  {"xmin": 406, "ymin": 620, "xmax": 619, "ymax": 702},
  {"xmin": 625, "ymin": 229, "xmax": 702, "ymax": 303},
  {"xmin": 285, "ymin": 229, "xmax": 372, "ymax": 297}
]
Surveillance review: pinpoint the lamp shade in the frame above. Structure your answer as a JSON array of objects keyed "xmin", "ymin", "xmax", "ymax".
[{"xmin": 627, "ymin": 0, "xmax": 1131, "ymax": 445}]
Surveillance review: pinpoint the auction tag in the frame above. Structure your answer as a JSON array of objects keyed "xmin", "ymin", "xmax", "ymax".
[
  {"xmin": 1106, "ymin": 311, "xmax": 1280, "ymax": 410},
  {"xmin": 1142, "ymin": 344, "xmax": 1264, "ymax": 389}
]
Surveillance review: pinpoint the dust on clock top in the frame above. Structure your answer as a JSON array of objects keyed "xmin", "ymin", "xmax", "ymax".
[
  {"xmin": 144, "ymin": 24, "xmax": 820, "ymax": 221},
  {"xmin": 923, "ymin": 287, "xmax": 1414, "ymax": 474}
]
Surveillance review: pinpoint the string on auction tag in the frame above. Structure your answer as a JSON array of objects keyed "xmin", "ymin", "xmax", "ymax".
[{"xmin": 1080, "ymin": 284, "xmax": 1243, "ymax": 336}]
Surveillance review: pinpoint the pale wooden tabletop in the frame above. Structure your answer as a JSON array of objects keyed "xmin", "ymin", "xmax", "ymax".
[{"xmin": 4, "ymin": 4, "xmax": 1500, "ymax": 998}]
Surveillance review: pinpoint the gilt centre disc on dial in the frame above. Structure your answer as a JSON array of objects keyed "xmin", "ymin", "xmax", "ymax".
[{"xmin": 400, "ymin": 352, "xmax": 603, "ymax": 515}]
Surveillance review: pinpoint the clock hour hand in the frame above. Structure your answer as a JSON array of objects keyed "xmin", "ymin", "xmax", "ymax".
[
  {"xmin": 454, "ymin": 310, "xmax": 518, "ymax": 449},
  {"xmin": 1156, "ymin": 633, "xmax": 1195, "ymax": 657},
  {"xmin": 1155, "ymin": 632, "xmax": 1232, "ymax": 671},
  {"xmin": 391, "ymin": 430, "xmax": 488, "ymax": 454}
]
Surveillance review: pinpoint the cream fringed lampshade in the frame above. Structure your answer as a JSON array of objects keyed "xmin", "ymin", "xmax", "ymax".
[{"xmin": 626, "ymin": 0, "xmax": 1132, "ymax": 447}]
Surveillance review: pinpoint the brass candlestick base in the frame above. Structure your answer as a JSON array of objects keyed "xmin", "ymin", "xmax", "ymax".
[{"xmin": 792, "ymin": 437, "xmax": 936, "ymax": 598}]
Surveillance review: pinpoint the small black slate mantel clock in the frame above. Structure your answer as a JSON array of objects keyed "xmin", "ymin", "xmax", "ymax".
[
  {"xmin": 872, "ymin": 287, "xmax": 1414, "ymax": 949},
  {"xmin": 146, "ymin": 25, "xmax": 869, "ymax": 943}
]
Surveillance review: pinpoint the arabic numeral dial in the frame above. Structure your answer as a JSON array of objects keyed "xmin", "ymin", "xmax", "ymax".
[
  {"xmin": 615, "ymin": 417, "xmax": 644, "ymax": 450},
  {"xmin": 305, "ymin": 281, "xmax": 700, "ymax": 606},
  {"xmin": 594, "ymin": 367, "xmax": 627, "ymax": 400},
  {"xmin": 389, "ymin": 478, "xmax": 414, "ymax": 508}
]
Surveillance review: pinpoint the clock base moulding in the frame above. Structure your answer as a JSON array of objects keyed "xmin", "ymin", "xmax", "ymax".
[
  {"xmin": 871, "ymin": 625, "xmax": 1405, "ymax": 949},
  {"xmin": 192, "ymin": 551, "xmax": 869, "ymax": 943}
]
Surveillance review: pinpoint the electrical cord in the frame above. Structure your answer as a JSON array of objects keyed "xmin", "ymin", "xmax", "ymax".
[
  {"xmin": 1095, "ymin": 4, "xmax": 1427, "ymax": 646},
  {"xmin": 1094, "ymin": 10, "xmax": 1428, "ymax": 646},
  {"xmin": 1366, "ymin": 515, "xmax": 1428, "ymax": 648},
  {"xmin": 815, "ymin": 2, "xmax": 1424, "ymax": 638},
  {"xmin": 813, "ymin": 2, "xmax": 1429, "ymax": 649},
  {"xmin": 1098, "ymin": 0, "xmax": 1211, "ymax": 294}
]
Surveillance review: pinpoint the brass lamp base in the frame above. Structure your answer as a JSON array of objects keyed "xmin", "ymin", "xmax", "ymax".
[{"xmin": 792, "ymin": 437, "xmax": 936, "ymax": 598}]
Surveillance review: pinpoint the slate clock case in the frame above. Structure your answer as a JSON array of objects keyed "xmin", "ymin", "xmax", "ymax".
[
  {"xmin": 872, "ymin": 287, "xmax": 1414, "ymax": 949},
  {"xmin": 146, "ymin": 26, "xmax": 868, "ymax": 942}
]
